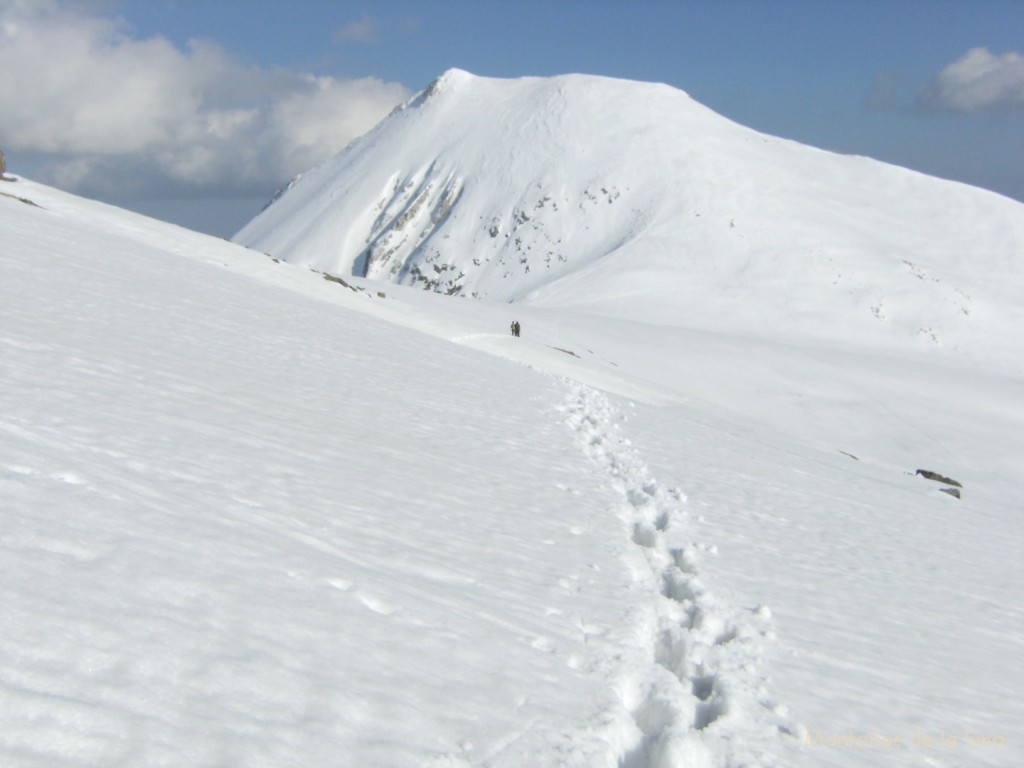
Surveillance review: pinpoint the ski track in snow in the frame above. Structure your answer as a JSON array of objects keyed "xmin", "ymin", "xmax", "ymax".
[{"xmin": 561, "ymin": 381, "xmax": 798, "ymax": 768}]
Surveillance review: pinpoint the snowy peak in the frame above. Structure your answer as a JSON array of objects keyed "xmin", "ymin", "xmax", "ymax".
[
  {"xmin": 235, "ymin": 69, "xmax": 1024, "ymax": 365},
  {"xmin": 392, "ymin": 67, "xmax": 471, "ymax": 112},
  {"xmin": 419, "ymin": 66, "xmax": 475, "ymax": 97},
  {"xmin": 236, "ymin": 70, "xmax": 742, "ymax": 296}
]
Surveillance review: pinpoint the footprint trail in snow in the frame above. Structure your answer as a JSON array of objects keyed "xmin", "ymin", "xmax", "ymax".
[{"xmin": 562, "ymin": 381, "xmax": 799, "ymax": 768}]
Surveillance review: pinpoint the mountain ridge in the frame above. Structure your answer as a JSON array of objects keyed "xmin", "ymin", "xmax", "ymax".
[{"xmin": 235, "ymin": 69, "xmax": 1024, "ymax": 369}]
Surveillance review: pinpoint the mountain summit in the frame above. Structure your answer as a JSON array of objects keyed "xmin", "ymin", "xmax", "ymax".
[{"xmin": 235, "ymin": 69, "xmax": 1024, "ymax": 362}]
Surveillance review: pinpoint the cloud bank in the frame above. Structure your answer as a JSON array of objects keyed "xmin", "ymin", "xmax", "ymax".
[
  {"xmin": 0, "ymin": 2, "xmax": 410, "ymax": 199},
  {"xmin": 920, "ymin": 47, "xmax": 1024, "ymax": 112}
]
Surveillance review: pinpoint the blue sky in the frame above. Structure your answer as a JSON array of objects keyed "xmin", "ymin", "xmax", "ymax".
[{"xmin": 2, "ymin": 0, "xmax": 1022, "ymax": 236}]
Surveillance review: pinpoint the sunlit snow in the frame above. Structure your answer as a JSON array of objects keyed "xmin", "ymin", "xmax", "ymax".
[{"xmin": 2, "ymin": 70, "xmax": 1022, "ymax": 768}]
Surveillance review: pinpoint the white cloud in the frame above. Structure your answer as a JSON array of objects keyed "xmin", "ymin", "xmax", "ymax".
[
  {"xmin": 920, "ymin": 47, "xmax": 1024, "ymax": 112},
  {"xmin": 334, "ymin": 15, "xmax": 377, "ymax": 44},
  {"xmin": 0, "ymin": 2, "xmax": 410, "ymax": 198}
]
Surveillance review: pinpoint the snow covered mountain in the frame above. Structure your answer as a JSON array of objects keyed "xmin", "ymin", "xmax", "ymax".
[
  {"xmin": 3, "ymin": 111, "xmax": 1023, "ymax": 765},
  {"xmin": 236, "ymin": 69, "xmax": 1024, "ymax": 370}
]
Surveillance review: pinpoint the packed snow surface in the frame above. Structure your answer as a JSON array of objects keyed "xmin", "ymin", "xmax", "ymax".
[{"xmin": 4, "ymin": 104, "xmax": 1023, "ymax": 767}]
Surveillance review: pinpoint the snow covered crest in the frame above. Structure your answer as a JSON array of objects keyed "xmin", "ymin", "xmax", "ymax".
[{"xmin": 236, "ymin": 69, "xmax": 1024, "ymax": 368}]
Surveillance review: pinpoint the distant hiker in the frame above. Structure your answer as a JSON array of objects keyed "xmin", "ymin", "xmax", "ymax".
[{"xmin": 510, "ymin": 320, "xmax": 521, "ymax": 338}]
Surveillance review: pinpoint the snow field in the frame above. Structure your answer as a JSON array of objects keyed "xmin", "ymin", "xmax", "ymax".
[
  {"xmin": 0, "ymin": 184, "xmax": 659, "ymax": 766},
  {"xmin": 3, "ymin": 177, "xmax": 1022, "ymax": 767},
  {"xmin": 623, "ymin": 399, "xmax": 1024, "ymax": 768}
]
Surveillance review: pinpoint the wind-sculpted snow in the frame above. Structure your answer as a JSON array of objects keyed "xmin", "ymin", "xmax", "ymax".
[{"xmin": 236, "ymin": 69, "xmax": 1024, "ymax": 370}]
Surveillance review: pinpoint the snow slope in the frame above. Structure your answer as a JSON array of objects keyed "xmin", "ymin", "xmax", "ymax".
[
  {"xmin": 236, "ymin": 69, "xmax": 1024, "ymax": 373},
  {"xmin": 3, "ymin": 175, "xmax": 1022, "ymax": 768}
]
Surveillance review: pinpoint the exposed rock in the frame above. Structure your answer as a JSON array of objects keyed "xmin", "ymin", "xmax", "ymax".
[
  {"xmin": 322, "ymin": 273, "xmax": 360, "ymax": 293},
  {"xmin": 915, "ymin": 469, "xmax": 963, "ymax": 488},
  {"xmin": 0, "ymin": 190, "xmax": 40, "ymax": 207},
  {"xmin": 939, "ymin": 487, "xmax": 961, "ymax": 499}
]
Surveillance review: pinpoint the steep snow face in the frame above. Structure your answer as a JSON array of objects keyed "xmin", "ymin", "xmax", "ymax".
[
  {"xmin": 235, "ymin": 69, "xmax": 1024, "ymax": 368},
  {"xmin": 237, "ymin": 69, "xmax": 696, "ymax": 297}
]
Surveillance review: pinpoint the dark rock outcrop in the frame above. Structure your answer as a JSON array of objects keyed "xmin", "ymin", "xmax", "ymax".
[
  {"xmin": 915, "ymin": 469, "xmax": 963, "ymax": 488},
  {"xmin": 915, "ymin": 469, "xmax": 963, "ymax": 500}
]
